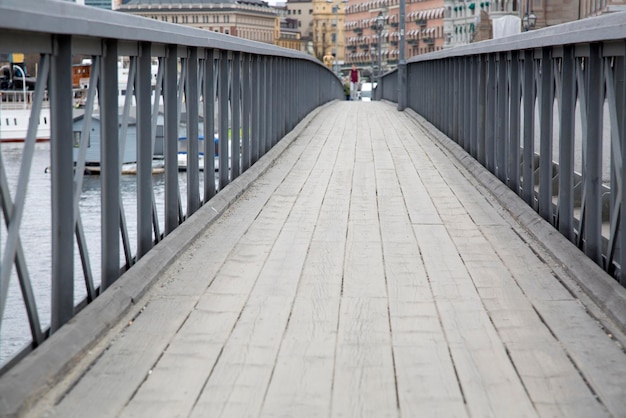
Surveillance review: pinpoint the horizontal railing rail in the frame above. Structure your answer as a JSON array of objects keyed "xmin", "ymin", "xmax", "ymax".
[
  {"xmin": 378, "ymin": 12, "xmax": 626, "ymax": 285},
  {"xmin": 0, "ymin": 0, "xmax": 343, "ymax": 372}
]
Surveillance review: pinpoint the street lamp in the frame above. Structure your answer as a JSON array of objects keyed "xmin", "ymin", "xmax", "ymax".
[
  {"xmin": 522, "ymin": 9, "xmax": 536, "ymax": 31},
  {"xmin": 375, "ymin": 12, "xmax": 385, "ymax": 84}
]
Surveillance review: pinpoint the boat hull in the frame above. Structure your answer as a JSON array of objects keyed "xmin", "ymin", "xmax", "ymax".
[{"xmin": 0, "ymin": 107, "xmax": 51, "ymax": 143}]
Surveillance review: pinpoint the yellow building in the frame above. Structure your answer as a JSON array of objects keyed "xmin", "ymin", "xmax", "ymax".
[{"xmin": 312, "ymin": 0, "xmax": 347, "ymax": 69}]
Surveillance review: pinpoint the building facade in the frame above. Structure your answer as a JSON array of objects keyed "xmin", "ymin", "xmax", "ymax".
[
  {"xmin": 444, "ymin": 0, "xmax": 626, "ymax": 49},
  {"xmin": 277, "ymin": 17, "xmax": 307, "ymax": 51},
  {"xmin": 344, "ymin": 0, "xmax": 445, "ymax": 75},
  {"xmin": 117, "ymin": 0, "xmax": 279, "ymax": 45},
  {"xmin": 286, "ymin": 0, "xmax": 315, "ymax": 42}
]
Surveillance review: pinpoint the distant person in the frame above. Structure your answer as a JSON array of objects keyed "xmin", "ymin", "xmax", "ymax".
[{"xmin": 350, "ymin": 65, "xmax": 359, "ymax": 100}]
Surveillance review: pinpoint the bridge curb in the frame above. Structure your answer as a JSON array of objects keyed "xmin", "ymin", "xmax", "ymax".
[
  {"xmin": 0, "ymin": 102, "xmax": 331, "ymax": 418},
  {"xmin": 405, "ymin": 108, "xmax": 626, "ymax": 340}
]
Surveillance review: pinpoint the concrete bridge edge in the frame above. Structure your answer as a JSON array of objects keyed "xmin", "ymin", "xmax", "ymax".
[
  {"xmin": 402, "ymin": 107, "xmax": 626, "ymax": 347},
  {"xmin": 0, "ymin": 101, "xmax": 337, "ymax": 418}
]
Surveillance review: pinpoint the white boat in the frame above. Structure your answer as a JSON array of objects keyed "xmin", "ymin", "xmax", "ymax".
[
  {"xmin": 0, "ymin": 90, "xmax": 51, "ymax": 143},
  {"xmin": 177, "ymin": 135, "xmax": 220, "ymax": 172}
]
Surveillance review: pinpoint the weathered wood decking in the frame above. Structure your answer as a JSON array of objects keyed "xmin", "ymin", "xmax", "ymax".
[{"xmin": 29, "ymin": 101, "xmax": 626, "ymax": 417}]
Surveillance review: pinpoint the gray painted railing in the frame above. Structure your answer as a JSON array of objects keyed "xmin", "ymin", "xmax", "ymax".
[
  {"xmin": 378, "ymin": 12, "xmax": 626, "ymax": 285},
  {"xmin": 0, "ymin": 0, "xmax": 342, "ymax": 372}
]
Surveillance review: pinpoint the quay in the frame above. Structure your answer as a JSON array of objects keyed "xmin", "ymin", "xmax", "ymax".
[{"xmin": 4, "ymin": 101, "xmax": 626, "ymax": 417}]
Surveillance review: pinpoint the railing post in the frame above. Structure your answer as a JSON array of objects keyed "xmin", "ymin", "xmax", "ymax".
[
  {"xmin": 469, "ymin": 55, "xmax": 478, "ymax": 158},
  {"xmin": 164, "ymin": 44, "xmax": 179, "ymax": 234},
  {"xmin": 50, "ymin": 34, "xmax": 75, "ymax": 330},
  {"xmin": 584, "ymin": 43, "xmax": 604, "ymax": 263},
  {"xmin": 477, "ymin": 55, "xmax": 487, "ymax": 165},
  {"xmin": 186, "ymin": 47, "xmax": 201, "ymax": 213},
  {"xmin": 615, "ymin": 42, "xmax": 626, "ymax": 286},
  {"xmin": 496, "ymin": 52, "xmax": 508, "ymax": 183},
  {"xmin": 203, "ymin": 49, "xmax": 217, "ymax": 199},
  {"xmin": 137, "ymin": 42, "xmax": 153, "ymax": 258},
  {"xmin": 251, "ymin": 55, "xmax": 260, "ymax": 165},
  {"xmin": 218, "ymin": 49, "xmax": 230, "ymax": 190},
  {"xmin": 486, "ymin": 53, "xmax": 496, "ymax": 173},
  {"xmin": 100, "ymin": 38, "xmax": 120, "ymax": 292},
  {"xmin": 231, "ymin": 51, "xmax": 241, "ymax": 180},
  {"xmin": 522, "ymin": 49, "xmax": 535, "ymax": 207},
  {"xmin": 508, "ymin": 50, "xmax": 521, "ymax": 194},
  {"xmin": 558, "ymin": 45, "xmax": 575, "ymax": 241},
  {"xmin": 462, "ymin": 57, "xmax": 470, "ymax": 152},
  {"xmin": 538, "ymin": 47, "xmax": 554, "ymax": 222},
  {"xmin": 241, "ymin": 53, "xmax": 251, "ymax": 172},
  {"xmin": 259, "ymin": 56, "xmax": 268, "ymax": 156}
]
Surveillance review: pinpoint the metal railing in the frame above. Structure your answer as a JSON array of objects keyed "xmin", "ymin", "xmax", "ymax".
[
  {"xmin": 0, "ymin": 0, "xmax": 342, "ymax": 372},
  {"xmin": 377, "ymin": 12, "xmax": 626, "ymax": 284}
]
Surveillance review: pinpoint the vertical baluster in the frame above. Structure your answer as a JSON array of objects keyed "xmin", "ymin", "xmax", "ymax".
[
  {"xmin": 137, "ymin": 42, "xmax": 153, "ymax": 258},
  {"xmin": 539, "ymin": 47, "xmax": 554, "ymax": 222},
  {"xmin": 522, "ymin": 49, "xmax": 535, "ymax": 207},
  {"xmin": 584, "ymin": 43, "xmax": 604, "ymax": 263},
  {"xmin": 100, "ymin": 38, "xmax": 120, "ymax": 292},
  {"xmin": 203, "ymin": 49, "xmax": 217, "ymax": 199},
  {"xmin": 558, "ymin": 45, "xmax": 575, "ymax": 241}
]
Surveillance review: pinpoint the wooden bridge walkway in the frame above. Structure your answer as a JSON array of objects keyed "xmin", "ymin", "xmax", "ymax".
[{"xmin": 14, "ymin": 101, "xmax": 626, "ymax": 417}]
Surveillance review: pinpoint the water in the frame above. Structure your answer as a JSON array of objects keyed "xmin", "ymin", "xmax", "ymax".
[{"xmin": 0, "ymin": 141, "xmax": 202, "ymax": 366}]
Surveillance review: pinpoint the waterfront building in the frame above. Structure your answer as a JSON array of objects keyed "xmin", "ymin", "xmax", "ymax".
[
  {"xmin": 277, "ymin": 17, "xmax": 307, "ymax": 52},
  {"xmin": 444, "ymin": 0, "xmax": 626, "ymax": 50},
  {"xmin": 286, "ymin": 0, "xmax": 315, "ymax": 45},
  {"xmin": 344, "ymin": 0, "xmax": 445, "ymax": 74},
  {"xmin": 116, "ymin": 0, "xmax": 280, "ymax": 45}
]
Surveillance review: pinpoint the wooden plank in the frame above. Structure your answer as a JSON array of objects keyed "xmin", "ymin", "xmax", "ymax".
[
  {"xmin": 190, "ymin": 103, "xmax": 349, "ymax": 417},
  {"xmin": 377, "ymin": 107, "xmax": 442, "ymax": 226},
  {"xmin": 373, "ymin": 114, "xmax": 467, "ymax": 417},
  {"xmin": 333, "ymin": 297, "xmax": 398, "ymax": 418},
  {"xmin": 260, "ymin": 104, "xmax": 357, "ymax": 417},
  {"xmin": 532, "ymin": 299, "xmax": 626, "ymax": 416},
  {"xmin": 450, "ymin": 226, "xmax": 609, "ymax": 417},
  {"xmin": 330, "ymin": 106, "xmax": 397, "ymax": 417},
  {"xmin": 416, "ymin": 224, "xmax": 536, "ymax": 417},
  {"xmin": 52, "ymin": 296, "xmax": 199, "ymax": 417}
]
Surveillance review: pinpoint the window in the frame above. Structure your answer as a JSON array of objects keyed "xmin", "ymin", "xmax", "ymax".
[{"xmin": 73, "ymin": 131, "xmax": 81, "ymax": 148}]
